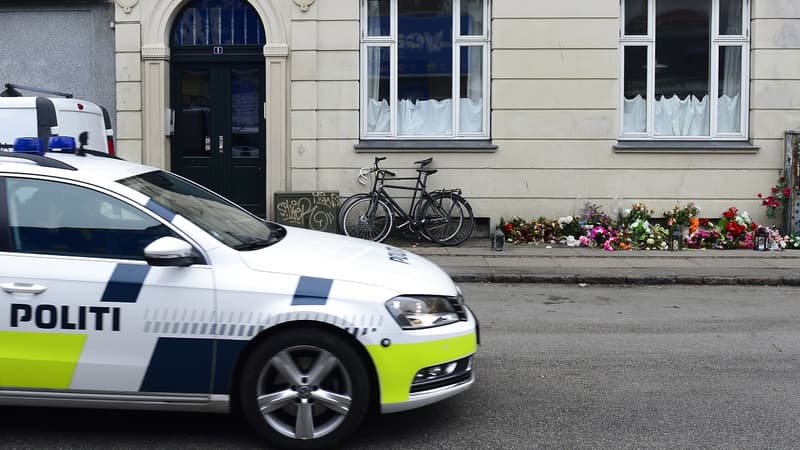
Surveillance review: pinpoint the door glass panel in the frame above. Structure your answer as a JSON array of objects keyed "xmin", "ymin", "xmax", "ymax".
[
  {"xmin": 180, "ymin": 68, "xmax": 211, "ymax": 157},
  {"xmin": 230, "ymin": 67, "xmax": 260, "ymax": 159}
]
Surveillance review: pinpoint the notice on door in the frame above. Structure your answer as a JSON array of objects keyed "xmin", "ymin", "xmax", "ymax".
[{"xmin": 274, "ymin": 191, "xmax": 340, "ymax": 233}]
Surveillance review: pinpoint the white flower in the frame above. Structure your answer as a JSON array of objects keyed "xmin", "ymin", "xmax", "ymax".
[
  {"xmin": 565, "ymin": 236, "xmax": 580, "ymax": 247},
  {"xmin": 624, "ymin": 209, "xmax": 632, "ymax": 216},
  {"xmin": 646, "ymin": 238, "xmax": 655, "ymax": 245}
]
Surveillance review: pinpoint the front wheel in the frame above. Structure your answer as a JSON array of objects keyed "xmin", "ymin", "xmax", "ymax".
[
  {"xmin": 420, "ymin": 192, "xmax": 475, "ymax": 246},
  {"xmin": 341, "ymin": 197, "xmax": 393, "ymax": 242},
  {"xmin": 239, "ymin": 328, "xmax": 371, "ymax": 449}
]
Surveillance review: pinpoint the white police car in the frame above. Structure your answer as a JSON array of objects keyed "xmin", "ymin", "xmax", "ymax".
[{"xmin": 0, "ymin": 137, "xmax": 478, "ymax": 449}]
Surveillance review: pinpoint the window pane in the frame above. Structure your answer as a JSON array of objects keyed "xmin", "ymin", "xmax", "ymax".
[
  {"xmin": 459, "ymin": 46, "xmax": 483, "ymax": 133},
  {"xmin": 7, "ymin": 178, "xmax": 173, "ymax": 259},
  {"xmin": 718, "ymin": 46, "xmax": 742, "ymax": 133},
  {"xmin": 367, "ymin": 0, "xmax": 390, "ymax": 36},
  {"xmin": 398, "ymin": 0, "xmax": 453, "ymax": 136},
  {"xmin": 655, "ymin": 0, "xmax": 710, "ymax": 137},
  {"xmin": 624, "ymin": 0, "xmax": 648, "ymax": 35},
  {"xmin": 460, "ymin": 0, "xmax": 483, "ymax": 36},
  {"xmin": 623, "ymin": 46, "xmax": 648, "ymax": 134},
  {"xmin": 180, "ymin": 68, "xmax": 211, "ymax": 157},
  {"xmin": 366, "ymin": 46, "xmax": 391, "ymax": 133},
  {"xmin": 171, "ymin": 0, "xmax": 265, "ymax": 46},
  {"xmin": 719, "ymin": 0, "xmax": 743, "ymax": 35},
  {"xmin": 230, "ymin": 67, "xmax": 261, "ymax": 158}
]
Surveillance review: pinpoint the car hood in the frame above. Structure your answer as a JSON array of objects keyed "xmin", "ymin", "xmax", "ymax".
[{"xmin": 239, "ymin": 226, "xmax": 457, "ymax": 296}]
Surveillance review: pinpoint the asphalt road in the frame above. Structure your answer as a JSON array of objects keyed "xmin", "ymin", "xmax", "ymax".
[{"xmin": 2, "ymin": 284, "xmax": 799, "ymax": 449}]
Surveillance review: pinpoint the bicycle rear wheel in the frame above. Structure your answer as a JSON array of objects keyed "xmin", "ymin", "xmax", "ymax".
[
  {"xmin": 341, "ymin": 197, "xmax": 394, "ymax": 242},
  {"xmin": 420, "ymin": 192, "xmax": 474, "ymax": 246}
]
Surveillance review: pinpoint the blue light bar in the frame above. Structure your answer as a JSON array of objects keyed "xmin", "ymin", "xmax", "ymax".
[
  {"xmin": 48, "ymin": 136, "xmax": 77, "ymax": 153},
  {"xmin": 13, "ymin": 137, "xmax": 44, "ymax": 155}
]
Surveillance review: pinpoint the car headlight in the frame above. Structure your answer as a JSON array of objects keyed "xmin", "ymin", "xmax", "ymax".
[{"xmin": 385, "ymin": 295, "xmax": 461, "ymax": 329}]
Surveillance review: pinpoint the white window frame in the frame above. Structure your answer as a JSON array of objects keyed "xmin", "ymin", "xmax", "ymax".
[
  {"xmin": 619, "ymin": 0, "xmax": 750, "ymax": 140},
  {"xmin": 360, "ymin": 0, "xmax": 491, "ymax": 140}
]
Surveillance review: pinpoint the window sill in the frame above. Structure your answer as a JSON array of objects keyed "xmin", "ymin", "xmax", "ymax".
[
  {"xmin": 354, "ymin": 140, "xmax": 497, "ymax": 153},
  {"xmin": 613, "ymin": 140, "xmax": 759, "ymax": 154}
]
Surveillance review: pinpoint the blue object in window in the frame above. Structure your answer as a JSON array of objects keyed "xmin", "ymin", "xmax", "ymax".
[{"xmin": 171, "ymin": 0, "xmax": 266, "ymax": 46}]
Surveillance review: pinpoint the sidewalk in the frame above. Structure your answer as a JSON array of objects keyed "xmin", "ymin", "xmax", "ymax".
[{"xmin": 391, "ymin": 238, "xmax": 800, "ymax": 285}]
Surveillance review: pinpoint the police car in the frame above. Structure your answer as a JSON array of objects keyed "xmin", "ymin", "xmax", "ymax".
[{"xmin": 0, "ymin": 137, "xmax": 478, "ymax": 449}]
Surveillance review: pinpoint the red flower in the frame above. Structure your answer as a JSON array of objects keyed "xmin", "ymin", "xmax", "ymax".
[
  {"xmin": 504, "ymin": 223, "xmax": 513, "ymax": 233},
  {"xmin": 772, "ymin": 187, "xmax": 779, "ymax": 193},
  {"xmin": 783, "ymin": 187, "xmax": 791, "ymax": 197},
  {"xmin": 757, "ymin": 193, "xmax": 763, "ymax": 198}
]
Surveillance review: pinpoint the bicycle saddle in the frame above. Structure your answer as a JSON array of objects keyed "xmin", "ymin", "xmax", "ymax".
[{"xmin": 414, "ymin": 157, "xmax": 433, "ymax": 166}]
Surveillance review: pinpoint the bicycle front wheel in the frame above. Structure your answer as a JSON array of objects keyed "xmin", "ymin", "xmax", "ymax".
[
  {"xmin": 420, "ymin": 192, "xmax": 475, "ymax": 246},
  {"xmin": 341, "ymin": 197, "xmax": 394, "ymax": 242},
  {"xmin": 337, "ymin": 193, "xmax": 370, "ymax": 232}
]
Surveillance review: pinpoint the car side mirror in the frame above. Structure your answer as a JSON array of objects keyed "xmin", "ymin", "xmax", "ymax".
[{"xmin": 144, "ymin": 236, "xmax": 199, "ymax": 267}]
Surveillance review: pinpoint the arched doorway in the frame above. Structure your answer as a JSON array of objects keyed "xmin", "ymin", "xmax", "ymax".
[{"xmin": 170, "ymin": 0, "xmax": 267, "ymax": 217}]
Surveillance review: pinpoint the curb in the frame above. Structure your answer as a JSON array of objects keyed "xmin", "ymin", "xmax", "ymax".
[{"xmin": 448, "ymin": 272, "xmax": 800, "ymax": 286}]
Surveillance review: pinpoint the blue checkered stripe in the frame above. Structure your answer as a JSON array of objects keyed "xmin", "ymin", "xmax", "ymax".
[
  {"xmin": 142, "ymin": 309, "xmax": 383, "ymax": 338},
  {"xmin": 142, "ymin": 276, "xmax": 383, "ymax": 338}
]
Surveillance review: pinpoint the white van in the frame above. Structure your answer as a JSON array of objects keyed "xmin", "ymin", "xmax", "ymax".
[{"xmin": 0, "ymin": 85, "xmax": 115, "ymax": 155}]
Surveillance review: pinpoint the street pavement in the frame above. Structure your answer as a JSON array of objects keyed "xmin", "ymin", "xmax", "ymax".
[{"xmin": 391, "ymin": 238, "xmax": 800, "ymax": 285}]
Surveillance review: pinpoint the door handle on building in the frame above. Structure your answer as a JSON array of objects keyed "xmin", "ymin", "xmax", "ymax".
[
  {"xmin": 219, "ymin": 135, "xmax": 224, "ymax": 154},
  {"xmin": 1, "ymin": 282, "xmax": 47, "ymax": 295}
]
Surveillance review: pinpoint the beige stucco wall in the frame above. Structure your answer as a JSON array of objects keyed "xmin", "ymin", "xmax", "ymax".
[{"xmin": 114, "ymin": 0, "xmax": 800, "ymax": 226}]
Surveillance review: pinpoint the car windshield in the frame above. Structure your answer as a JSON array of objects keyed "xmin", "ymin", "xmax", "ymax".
[{"xmin": 118, "ymin": 170, "xmax": 282, "ymax": 250}]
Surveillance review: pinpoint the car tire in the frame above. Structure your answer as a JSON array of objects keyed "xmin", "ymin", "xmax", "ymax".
[{"xmin": 239, "ymin": 328, "xmax": 371, "ymax": 449}]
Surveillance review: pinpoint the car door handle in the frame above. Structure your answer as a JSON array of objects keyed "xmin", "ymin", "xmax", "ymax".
[{"xmin": 1, "ymin": 282, "xmax": 47, "ymax": 295}]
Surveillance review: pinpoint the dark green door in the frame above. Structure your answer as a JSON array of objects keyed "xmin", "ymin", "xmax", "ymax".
[{"xmin": 171, "ymin": 62, "xmax": 266, "ymax": 217}]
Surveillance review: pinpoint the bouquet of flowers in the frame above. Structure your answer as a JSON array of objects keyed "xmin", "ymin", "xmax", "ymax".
[
  {"xmin": 557, "ymin": 215, "xmax": 582, "ymax": 239},
  {"xmin": 717, "ymin": 207, "xmax": 758, "ymax": 249},
  {"xmin": 628, "ymin": 219, "xmax": 669, "ymax": 250},
  {"xmin": 662, "ymin": 202, "xmax": 700, "ymax": 228},
  {"xmin": 758, "ymin": 176, "xmax": 792, "ymax": 219},
  {"xmin": 623, "ymin": 202, "xmax": 654, "ymax": 227},
  {"xmin": 583, "ymin": 203, "xmax": 614, "ymax": 227},
  {"xmin": 686, "ymin": 219, "xmax": 722, "ymax": 249}
]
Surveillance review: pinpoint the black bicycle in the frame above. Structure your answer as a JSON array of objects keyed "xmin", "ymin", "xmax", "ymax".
[{"xmin": 340, "ymin": 157, "xmax": 474, "ymax": 245}]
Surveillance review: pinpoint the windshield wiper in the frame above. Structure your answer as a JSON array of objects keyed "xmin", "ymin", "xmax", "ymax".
[
  {"xmin": 233, "ymin": 233, "xmax": 285, "ymax": 251},
  {"xmin": 233, "ymin": 239, "xmax": 273, "ymax": 251}
]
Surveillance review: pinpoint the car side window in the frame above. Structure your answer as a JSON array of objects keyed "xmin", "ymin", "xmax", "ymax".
[{"xmin": 5, "ymin": 177, "xmax": 175, "ymax": 260}]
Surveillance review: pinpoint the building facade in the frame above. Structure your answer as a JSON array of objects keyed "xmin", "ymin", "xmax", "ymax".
[
  {"xmin": 35, "ymin": 1, "xmax": 800, "ymax": 225},
  {"xmin": 0, "ymin": 1, "xmax": 116, "ymax": 123}
]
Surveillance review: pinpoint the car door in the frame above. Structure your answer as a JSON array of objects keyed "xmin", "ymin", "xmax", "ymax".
[{"xmin": 0, "ymin": 175, "xmax": 216, "ymax": 398}]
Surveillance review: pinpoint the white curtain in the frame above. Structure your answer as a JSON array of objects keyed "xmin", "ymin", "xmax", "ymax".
[
  {"xmin": 718, "ymin": 46, "xmax": 742, "ymax": 133},
  {"xmin": 623, "ymin": 93, "xmax": 741, "ymax": 136},
  {"xmin": 368, "ymin": 98, "xmax": 483, "ymax": 135},
  {"xmin": 655, "ymin": 95, "xmax": 709, "ymax": 136}
]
